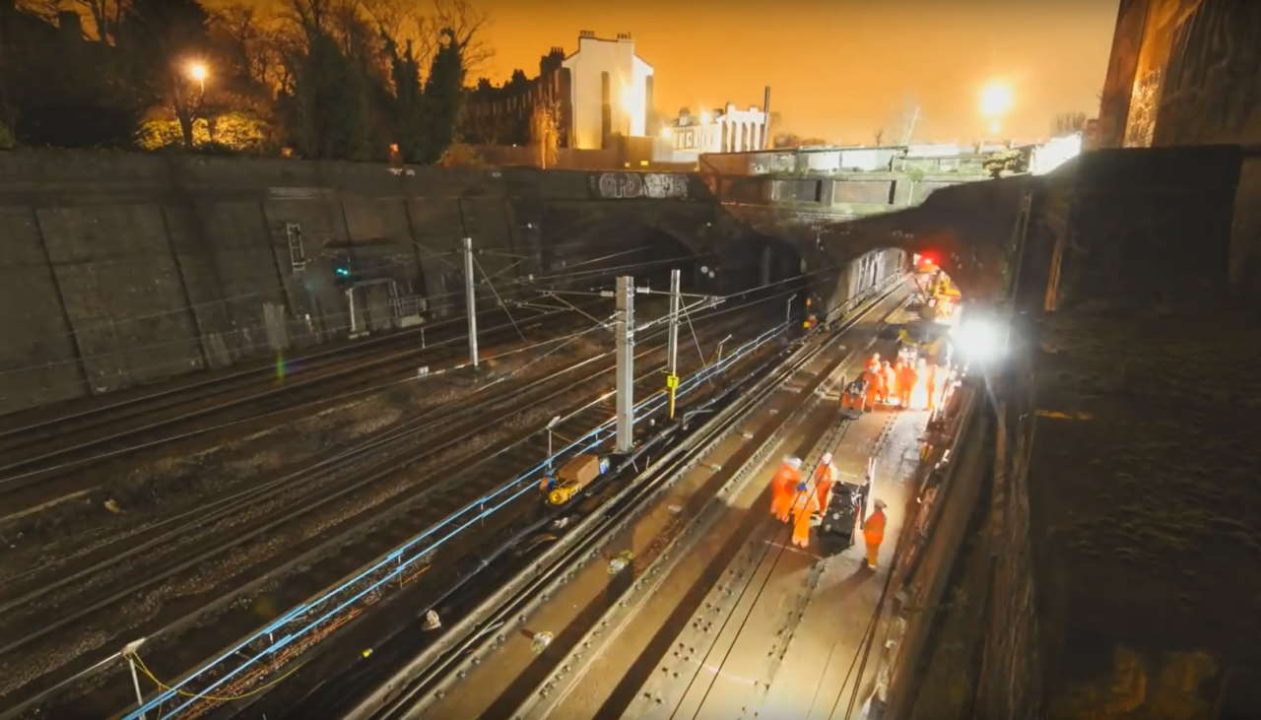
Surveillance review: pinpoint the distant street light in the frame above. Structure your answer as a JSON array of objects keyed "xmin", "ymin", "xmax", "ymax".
[
  {"xmin": 979, "ymin": 81, "xmax": 1013, "ymax": 135},
  {"xmin": 186, "ymin": 60, "xmax": 209, "ymax": 93}
]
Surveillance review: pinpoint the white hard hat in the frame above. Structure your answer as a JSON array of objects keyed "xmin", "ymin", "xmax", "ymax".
[
  {"xmin": 821, "ymin": 452, "xmax": 833, "ymax": 464},
  {"xmin": 874, "ymin": 498, "xmax": 887, "ymax": 510},
  {"xmin": 785, "ymin": 457, "xmax": 802, "ymax": 469}
]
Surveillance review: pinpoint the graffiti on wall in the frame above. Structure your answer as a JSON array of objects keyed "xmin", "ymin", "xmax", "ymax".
[
  {"xmin": 1158, "ymin": 0, "xmax": 1261, "ymax": 143},
  {"xmin": 1124, "ymin": 68, "xmax": 1162, "ymax": 148},
  {"xmin": 594, "ymin": 173, "xmax": 689, "ymax": 199}
]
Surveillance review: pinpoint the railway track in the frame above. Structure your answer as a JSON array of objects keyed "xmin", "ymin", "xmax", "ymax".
[
  {"xmin": 0, "ymin": 301, "xmax": 580, "ymax": 500},
  {"xmin": 0, "ymin": 289, "xmax": 789, "ymax": 719},
  {"xmin": 345, "ymin": 277, "xmax": 909, "ymax": 720}
]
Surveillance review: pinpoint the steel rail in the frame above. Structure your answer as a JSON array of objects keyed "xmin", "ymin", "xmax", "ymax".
[{"xmin": 357, "ymin": 278, "xmax": 907, "ymax": 720}]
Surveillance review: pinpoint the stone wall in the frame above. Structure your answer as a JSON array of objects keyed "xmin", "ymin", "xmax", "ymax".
[
  {"xmin": 0, "ymin": 151, "xmax": 739, "ymax": 414},
  {"xmin": 1096, "ymin": 0, "xmax": 1261, "ymax": 295},
  {"xmin": 0, "ymin": 148, "xmax": 986, "ymax": 416}
]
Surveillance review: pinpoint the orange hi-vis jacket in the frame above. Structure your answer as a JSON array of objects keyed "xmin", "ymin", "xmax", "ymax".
[
  {"xmin": 864, "ymin": 508, "xmax": 887, "ymax": 546},
  {"xmin": 791, "ymin": 488, "xmax": 821, "ymax": 547},
  {"xmin": 770, "ymin": 464, "xmax": 801, "ymax": 521},
  {"xmin": 814, "ymin": 463, "xmax": 836, "ymax": 510}
]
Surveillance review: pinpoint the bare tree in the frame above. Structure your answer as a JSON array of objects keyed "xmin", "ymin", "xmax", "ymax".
[
  {"xmin": 406, "ymin": 0, "xmax": 492, "ymax": 74},
  {"xmin": 1052, "ymin": 111, "xmax": 1088, "ymax": 136},
  {"xmin": 13, "ymin": 0, "xmax": 59, "ymax": 21},
  {"xmin": 530, "ymin": 98, "xmax": 559, "ymax": 168},
  {"xmin": 77, "ymin": 0, "xmax": 124, "ymax": 42},
  {"xmin": 213, "ymin": 4, "xmax": 288, "ymax": 91}
]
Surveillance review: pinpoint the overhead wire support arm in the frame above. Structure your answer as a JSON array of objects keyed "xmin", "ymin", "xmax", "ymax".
[
  {"xmin": 472, "ymin": 253, "xmax": 526, "ymax": 341},
  {"xmin": 544, "ymin": 291, "xmax": 611, "ymax": 329}
]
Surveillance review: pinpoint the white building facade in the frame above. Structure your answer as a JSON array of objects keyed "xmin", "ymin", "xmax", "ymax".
[
  {"xmin": 660, "ymin": 103, "xmax": 769, "ymax": 163},
  {"xmin": 561, "ymin": 31, "xmax": 654, "ymax": 150}
]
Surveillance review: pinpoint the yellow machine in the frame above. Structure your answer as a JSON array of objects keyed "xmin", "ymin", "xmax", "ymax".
[
  {"xmin": 541, "ymin": 454, "xmax": 610, "ymax": 505},
  {"xmin": 920, "ymin": 271, "xmax": 960, "ymax": 322}
]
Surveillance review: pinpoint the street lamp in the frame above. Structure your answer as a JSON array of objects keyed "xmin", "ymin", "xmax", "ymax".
[
  {"xmin": 186, "ymin": 60, "xmax": 209, "ymax": 93},
  {"xmin": 979, "ymin": 81, "xmax": 1013, "ymax": 135}
]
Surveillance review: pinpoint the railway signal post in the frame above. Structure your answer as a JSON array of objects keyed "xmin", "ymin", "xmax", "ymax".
[{"xmin": 615, "ymin": 275, "xmax": 635, "ymax": 453}]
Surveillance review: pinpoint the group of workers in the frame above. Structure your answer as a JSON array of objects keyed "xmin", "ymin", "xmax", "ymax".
[
  {"xmin": 841, "ymin": 351, "xmax": 940, "ymax": 414},
  {"xmin": 768, "ymin": 454, "xmax": 887, "ymax": 568},
  {"xmin": 769, "ymin": 455, "xmax": 832, "ymax": 549}
]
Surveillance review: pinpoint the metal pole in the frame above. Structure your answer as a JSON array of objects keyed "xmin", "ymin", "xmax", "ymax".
[
  {"xmin": 346, "ymin": 287, "xmax": 356, "ymax": 335},
  {"xmin": 122, "ymin": 638, "xmax": 148, "ymax": 720},
  {"xmin": 615, "ymin": 275, "xmax": 634, "ymax": 453},
  {"xmin": 128, "ymin": 656, "xmax": 145, "ymax": 719},
  {"xmin": 666, "ymin": 268, "xmax": 681, "ymax": 420},
  {"xmin": 786, "ymin": 293, "xmax": 797, "ymax": 327},
  {"xmin": 462, "ymin": 237, "xmax": 479, "ymax": 368}
]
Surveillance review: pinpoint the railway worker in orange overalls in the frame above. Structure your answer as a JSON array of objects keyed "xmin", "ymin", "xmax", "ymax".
[
  {"xmin": 791, "ymin": 481, "xmax": 821, "ymax": 549},
  {"xmin": 866, "ymin": 353, "xmax": 882, "ymax": 374},
  {"xmin": 881, "ymin": 360, "xmax": 898, "ymax": 406},
  {"xmin": 863, "ymin": 499, "xmax": 888, "ymax": 569},
  {"xmin": 863, "ymin": 365, "xmax": 882, "ymax": 409},
  {"xmin": 770, "ymin": 457, "xmax": 802, "ymax": 523},
  {"xmin": 814, "ymin": 452, "xmax": 837, "ymax": 510},
  {"xmin": 897, "ymin": 360, "xmax": 918, "ymax": 409}
]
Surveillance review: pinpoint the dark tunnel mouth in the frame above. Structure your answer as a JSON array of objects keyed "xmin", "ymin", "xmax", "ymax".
[{"xmin": 536, "ymin": 225, "xmax": 704, "ymax": 292}]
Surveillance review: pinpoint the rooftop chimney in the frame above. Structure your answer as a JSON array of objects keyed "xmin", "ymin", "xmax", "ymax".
[
  {"xmin": 616, "ymin": 32, "xmax": 632, "ymax": 42},
  {"xmin": 579, "ymin": 30, "xmax": 595, "ymax": 39},
  {"xmin": 762, "ymin": 86, "xmax": 772, "ymax": 149}
]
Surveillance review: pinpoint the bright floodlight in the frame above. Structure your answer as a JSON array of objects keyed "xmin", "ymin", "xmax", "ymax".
[
  {"xmin": 952, "ymin": 316, "xmax": 1006, "ymax": 364},
  {"xmin": 660, "ymin": 126, "xmax": 673, "ymax": 139},
  {"xmin": 979, "ymin": 82, "xmax": 1013, "ymax": 119}
]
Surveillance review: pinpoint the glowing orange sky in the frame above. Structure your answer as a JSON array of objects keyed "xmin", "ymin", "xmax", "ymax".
[{"xmin": 475, "ymin": 0, "xmax": 1120, "ymax": 143}]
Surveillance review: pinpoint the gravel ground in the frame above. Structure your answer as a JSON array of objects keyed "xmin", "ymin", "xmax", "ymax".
[{"xmin": 0, "ymin": 332, "xmax": 599, "ymax": 583}]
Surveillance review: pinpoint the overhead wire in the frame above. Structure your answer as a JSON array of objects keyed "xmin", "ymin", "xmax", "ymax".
[
  {"xmin": 125, "ymin": 649, "xmax": 299, "ymax": 703},
  {"xmin": 473, "ymin": 254, "xmax": 526, "ymax": 341}
]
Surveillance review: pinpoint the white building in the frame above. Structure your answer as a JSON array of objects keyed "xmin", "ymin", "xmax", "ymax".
[
  {"xmin": 562, "ymin": 31, "xmax": 654, "ymax": 150},
  {"xmin": 1031, "ymin": 133, "xmax": 1083, "ymax": 175},
  {"xmin": 660, "ymin": 103, "xmax": 769, "ymax": 163}
]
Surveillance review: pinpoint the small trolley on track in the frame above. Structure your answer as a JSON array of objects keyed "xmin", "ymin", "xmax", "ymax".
[{"xmin": 540, "ymin": 453, "xmax": 610, "ymax": 506}]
